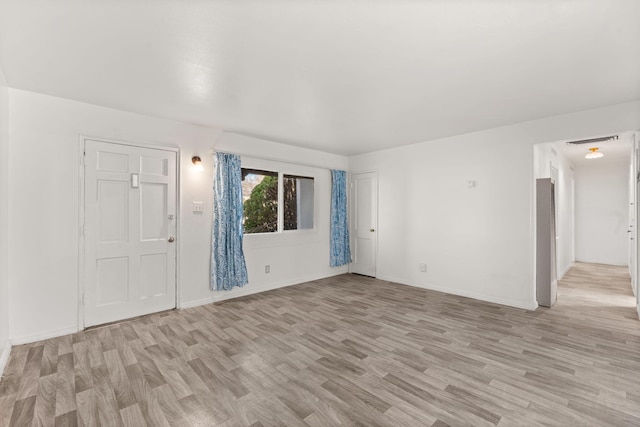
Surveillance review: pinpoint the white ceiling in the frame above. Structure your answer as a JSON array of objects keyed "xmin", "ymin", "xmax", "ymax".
[{"xmin": 1, "ymin": 0, "xmax": 639, "ymax": 155}]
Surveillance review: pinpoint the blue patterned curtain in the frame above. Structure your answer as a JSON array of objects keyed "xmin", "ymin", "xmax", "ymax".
[
  {"xmin": 211, "ymin": 152, "xmax": 249, "ymax": 290},
  {"xmin": 330, "ymin": 170, "xmax": 351, "ymax": 267}
]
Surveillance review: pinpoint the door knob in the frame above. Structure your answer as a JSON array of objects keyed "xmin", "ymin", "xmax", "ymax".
[
  {"xmin": 370, "ymin": 228, "xmax": 375, "ymax": 232},
  {"xmin": 168, "ymin": 236, "xmax": 175, "ymax": 242}
]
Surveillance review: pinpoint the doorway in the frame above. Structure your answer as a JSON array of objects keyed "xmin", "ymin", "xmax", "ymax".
[
  {"xmin": 351, "ymin": 171, "xmax": 378, "ymax": 277},
  {"xmin": 81, "ymin": 138, "xmax": 178, "ymax": 327},
  {"xmin": 533, "ymin": 132, "xmax": 638, "ymax": 315}
]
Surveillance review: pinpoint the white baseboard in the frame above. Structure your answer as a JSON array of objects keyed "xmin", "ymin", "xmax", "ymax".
[
  {"xmin": 10, "ymin": 326, "xmax": 79, "ymax": 346},
  {"xmin": 179, "ymin": 268, "xmax": 349, "ymax": 309},
  {"xmin": 376, "ymin": 274, "xmax": 538, "ymax": 311},
  {"xmin": 558, "ymin": 263, "xmax": 573, "ymax": 280},
  {"xmin": 0, "ymin": 342, "xmax": 11, "ymax": 378},
  {"xmin": 179, "ymin": 296, "xmax": 219, "ymax": 310}
]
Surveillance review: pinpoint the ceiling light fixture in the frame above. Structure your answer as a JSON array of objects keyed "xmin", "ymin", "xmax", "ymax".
[{"xmin": 585, "ymin": 147, "xmax": 604, "ymax": 159}]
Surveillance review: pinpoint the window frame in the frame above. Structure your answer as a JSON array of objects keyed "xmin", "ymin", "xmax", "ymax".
[{"xmin": 240, "ymin": 157, "xmax": 318, "ymax": 239}]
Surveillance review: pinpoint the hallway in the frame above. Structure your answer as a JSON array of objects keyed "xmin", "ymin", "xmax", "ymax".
[{"xmin": 556, "ymin": 262, "xmax": 638, "ymax": 323}]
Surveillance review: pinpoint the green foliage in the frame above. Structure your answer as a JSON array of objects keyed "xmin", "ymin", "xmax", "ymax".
[
  {"xmin": 283, "ymin": 177, "xmax": 298, "ymax": 230},
  {"xmin": 243, "ymin": 176, "xmax": 278, "ymax": 233},
  {"xmin": 243, "ymin": 175, "xmax": 300, "ymax": 233}
]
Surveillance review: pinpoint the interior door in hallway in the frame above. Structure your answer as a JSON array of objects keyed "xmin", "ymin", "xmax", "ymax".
[
  {"xmin": 83, "ymin": 139, "xmax": 177, "ymax": 327},
  {"xmin": 630, "ymin": 132, "xmax": 637, "ymax": 297},
  {"xmin": 629, "ymin": 132, "xmax": 640, "ymax": 318},
  {"xmin": 351, "ymin": 172, "xmax": 377, "ymax": 277}
]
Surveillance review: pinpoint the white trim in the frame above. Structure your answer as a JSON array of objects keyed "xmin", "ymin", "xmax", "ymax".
[
  {"xmin": 77, "ymin": 135, "xmax": 86, "ymax": 331},
  {"xmin": 179, "ymin": 296, "xmax": 220, "ymax": 310},
  {"xmin": 240, "ymin": 156, "xmax": 322, "ymax": 238},
  {"xmin": 558, "ymin": 262, "xmax": 573, "ymax": 280},
  {"xmin": 81, "ymin": 134, "xmax": 181, "ymax": 153},
  {"xmin": 377, "ymin": 274, "xmax": 539, "ymax": 311},
  {"xmin": 175, "ymin": 148, "xmax": 182, "ymax": 310},
  {"xmin": 78, "ymin": 135, "xmax": 180, "ymax": 330},
  {"xmin": 349, "ymin": 168, "xmax": 379, "ymax": 176},
  {"xmin": 531, "ymin": 144, "xmax": 539, "ymax": 313},
  {"xmin": 179, "ymin": 268, "xmax": 348, "ymax": 309},
  {"xmin": 11, "ymin": 326, "xmax": 79, "ymax": 346},
  {"xmin": 635, "ymin": 132, "xmax": 640, "ymax": 320},
  {"xmin": 0, "ymin": 343, "xmax": 11, "ymax": 377}
]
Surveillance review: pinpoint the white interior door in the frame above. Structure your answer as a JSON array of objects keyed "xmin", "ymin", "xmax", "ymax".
[
  {"xmin": 84, "ymin": 139, "xmax": 177, "ymax": 327},
  {"xmin": 629, "ymin": 136, "xmax": 637, "ymax": 297},
  {"xmin": 634, "ymin": 132, "xmax": 640, "ymax": 315},
  {"xmin": 351, "ymin": 172, "xmax": 377, "ymax": 277}
]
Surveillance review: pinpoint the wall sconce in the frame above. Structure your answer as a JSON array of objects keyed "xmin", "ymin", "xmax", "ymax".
[{"xmin": 192, "ymin": 155, "xmax": 203, "ymax": 171}]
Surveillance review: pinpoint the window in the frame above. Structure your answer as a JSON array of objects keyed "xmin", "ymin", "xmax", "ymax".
[
  {"xmin": 242, "ymin": 168, "xmax": 314, "ymax": 234},
  {"xmin": 242, "ymin": 169, "xmax": 278, "ymax": 233},
  {"xmin": 284, "ymin": 175, "xmax": 315, "ymax": 230}
]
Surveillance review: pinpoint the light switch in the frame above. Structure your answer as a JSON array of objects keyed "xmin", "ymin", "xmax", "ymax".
[{"xmin": 192, "ymin": 201, "xmax": 204, "ymax": 213}]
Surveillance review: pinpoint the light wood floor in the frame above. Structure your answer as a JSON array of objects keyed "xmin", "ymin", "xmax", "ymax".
[{"xmin": 1, "ymin": 263, "xmax": 639, "ymax": 426}]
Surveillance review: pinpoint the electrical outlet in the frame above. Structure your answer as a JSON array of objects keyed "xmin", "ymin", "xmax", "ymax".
[
  {"xmin": 419, "ymin": 263, "xmax": 427, "ymax": 272},
  {"xmin": 265, "ymin": 265, "xmax": 270, "ymax": 274}
]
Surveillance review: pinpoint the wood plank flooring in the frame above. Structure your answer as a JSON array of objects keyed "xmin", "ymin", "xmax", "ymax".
[{"xmin": 1, "ymin": 262, "xmax": 639, "ymax": 426}]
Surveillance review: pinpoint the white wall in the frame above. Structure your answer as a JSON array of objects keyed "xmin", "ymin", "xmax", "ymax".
[
  {"xmin": 0, "ymin": 64, "xmax": 11, "ymax": 374},
  {"xmin": 8, "ymin": 90, "xmax": 348, "ymax": 344},
  {"xmin": 349, "ymin": 101, "xmax": 640, "ymax": 310},
  {"xmin": 6, "ymin": 87, "xmax": 639, "ymax": 343},
  {"xmin": 533, "ymin": 143, "xmax": 575, "ymax": 279},
  {"xmin": 575, "ymin": 161, "xmax": 629, "ymax": 265},
  {"xmin": 183, "ymin": 132, "xmax": 349, "ymax": 307}
]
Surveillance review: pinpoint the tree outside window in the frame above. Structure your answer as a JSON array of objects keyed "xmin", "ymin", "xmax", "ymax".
[{"xmin": 242, "ymin": 168, "xmax": 314, "ymax": 234}]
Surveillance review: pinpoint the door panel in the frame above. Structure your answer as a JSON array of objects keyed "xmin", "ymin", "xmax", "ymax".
[
  {"xmin": 630, "ymin": 145, "xmax": 636, "ymax": 297},
  {"xmin": 84, "ymin": 140, "xmax": 177, "ymax": 327},
  {"xmin": 351, "ymin": 172, "xmax": 377, "ymax": 277},
  {"xmin": 98, "ymin": 180, "xmax": 129, "ymax": 242},
  {"xmin": 141, "ymin": 253, "xmax": 167, "ymax": 297},
  {"xmin": 97, "ymin": 151, "xmax": 128, "ymax": 172},
  {"xmin": 140, "ymin": 182, "xmax": 167, "ymax": 240},
  {"xmin": 97, "ymin": 257, "xmax": 129, "ymax": 305},
  {"xmin": 141, "ymin": 156, "xmax": 168, "ymax": 176}
]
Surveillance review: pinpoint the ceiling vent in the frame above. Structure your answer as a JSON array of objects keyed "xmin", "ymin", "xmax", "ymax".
[{"xmin": 566, "ymin": 135, "xmax": 619, "ymax": 145}]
